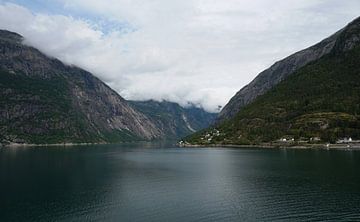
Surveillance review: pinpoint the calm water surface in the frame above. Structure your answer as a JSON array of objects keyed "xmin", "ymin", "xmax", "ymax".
[{"xmin": 0, "ymin": 143, "xmax": 360, "ymax": 221}]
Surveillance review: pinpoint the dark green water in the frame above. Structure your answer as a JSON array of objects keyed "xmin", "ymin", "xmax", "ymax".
[{"xmin": 1, "ymin": 143, "xmax": 360, "ymax": 221}]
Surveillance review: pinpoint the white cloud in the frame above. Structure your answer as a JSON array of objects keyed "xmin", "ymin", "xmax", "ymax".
[{"xmin": 0, "ymin": 1, "xmax": 360, "ymax": 112}]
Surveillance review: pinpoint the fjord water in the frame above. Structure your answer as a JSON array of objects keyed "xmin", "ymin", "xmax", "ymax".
[{"xmin": 1, "ymin": 144, "xmax": 360, "ymax": 221}]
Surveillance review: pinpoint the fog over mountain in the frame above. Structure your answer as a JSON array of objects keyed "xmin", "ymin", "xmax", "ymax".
[{"xmin": 0, "ymin": 0, "xmax": 359, "ymax": 112}]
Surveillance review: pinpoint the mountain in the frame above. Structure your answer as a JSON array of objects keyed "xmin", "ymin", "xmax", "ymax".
[
  {"xmin": 218, "ymin": 24, "xmax": 343, "ymax": 122},
  {"xmin": 0, "ymin": 30, "xmax": 162, "ymax": 145},
  {"xmin": 185, "ymin": 16, "xmax": 360, "ymax": 145},
  {"xmin": 129, "ymin": 100, "xmax": 217, "ymax": 139}
]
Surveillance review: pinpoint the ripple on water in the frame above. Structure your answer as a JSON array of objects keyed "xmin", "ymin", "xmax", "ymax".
[{"xmin": 0, "ymin": 146, "xmax": 360, "ymax": 222}]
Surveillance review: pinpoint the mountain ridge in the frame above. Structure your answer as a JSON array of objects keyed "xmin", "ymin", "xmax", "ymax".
[
  {"xmin": 185, "ymin": 16, "xmax": 360, "ymax": 145},
  {"xmin": 0, "ymin": 29, "xmax": 217, "ymax": 144},
  {"xmin": 0, "ymin": 29, "xmax": 163, "ymax": 144},
  {"xmin": 218, "ymin": 17, "xmax": 360, "ymax": 122}
]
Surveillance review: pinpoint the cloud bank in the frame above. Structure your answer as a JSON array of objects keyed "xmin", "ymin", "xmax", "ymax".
[{"xmin": 0, "ymin": 1, "xmax": 360, "ymax": 112}]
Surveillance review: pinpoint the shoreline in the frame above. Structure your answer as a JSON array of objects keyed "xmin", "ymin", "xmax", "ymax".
[
  {"xmin": 180, "ymin": 143, "xmax": 360, "ymax": 150},
  {"xmin": 0, "ymin": 142, "xmax": 108, "ymax": 148},
  {"xmin": 0, "ymin": 139, "xmax": 174, "ymax": 148},
  {"xmin": 2, "ymin": 141, "xmax": 360, "ymax": 151}
]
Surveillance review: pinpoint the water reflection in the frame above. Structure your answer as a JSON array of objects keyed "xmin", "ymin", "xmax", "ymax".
[{"xmin": 0, "ymin": 145, "xmax": 359, "ymax": 221}]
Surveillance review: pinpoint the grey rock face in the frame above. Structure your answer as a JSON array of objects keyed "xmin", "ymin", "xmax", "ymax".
[
  {"xmin": 67, "ymin": 70, "xmax": 163, "ymax": 140},
  {"xmin": 218, "ymin": 16, "xmax": 360, "ymax": 122}
]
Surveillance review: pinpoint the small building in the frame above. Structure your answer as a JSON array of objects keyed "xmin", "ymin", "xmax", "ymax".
[
  {"xmin": 310, "ymin": 137, "xmax": 321, "ymax": 142},
  {"xmin": 337, "ymin": 137, "xmax": 357, "ymax": 143},
  {"xmin": 279, "ymin": 136, "xmax": 295, "ymax": 142}
]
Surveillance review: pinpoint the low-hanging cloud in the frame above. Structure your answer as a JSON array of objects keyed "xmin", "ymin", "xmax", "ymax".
[{"xmin": 0, "ymin": 1, "xmax": 360, "ymax": 112}]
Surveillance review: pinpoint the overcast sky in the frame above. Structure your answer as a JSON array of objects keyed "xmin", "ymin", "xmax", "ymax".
[{"xmin": 0, "ymin": 0, "xmax": 359, "ymax": 112}]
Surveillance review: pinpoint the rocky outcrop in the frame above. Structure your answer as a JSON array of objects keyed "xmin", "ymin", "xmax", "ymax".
[{"xmin": 218, "ymin": 16, "xmax": 360, "ymax": 122}]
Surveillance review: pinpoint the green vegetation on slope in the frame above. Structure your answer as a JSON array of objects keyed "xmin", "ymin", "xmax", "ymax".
[
  {"xmin": 186, "ymin": 45, "xmax": 360, "ymax": 145},
  {"xmin": 129, "ymin": 100, "xmax": 216, "ymax": 139},
  {"xmin": 0, "ymin": 70, "xmax": 140, "ymax": 144}
]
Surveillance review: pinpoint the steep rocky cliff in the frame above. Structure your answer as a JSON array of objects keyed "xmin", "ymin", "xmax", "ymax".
[{"xmin": 0, "ymin": 30, "xmax": 162, "ymax": 144}]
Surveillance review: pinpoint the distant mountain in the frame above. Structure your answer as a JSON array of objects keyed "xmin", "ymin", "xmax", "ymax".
[
  {"xmin": 129, "ymin": 100, "xmax": 217, "ymax": 139},
  {"xmin": 0, "ymin": 30, "xmax": 162, "ymax": 144},
  {"xmin": 186, "ymin": 16, "xmax": 360, "ymax": 145}
]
